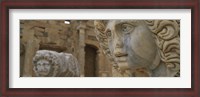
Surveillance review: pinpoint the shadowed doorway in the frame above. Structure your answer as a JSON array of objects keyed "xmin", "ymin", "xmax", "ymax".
[{"xmin": 84, "ymin": 44, "xmax": 97, "ymax": 77}]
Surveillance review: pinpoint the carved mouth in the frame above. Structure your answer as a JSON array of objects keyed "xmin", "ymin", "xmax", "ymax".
[
  {"xmin": 39, "ymin": 71, "xmax": 48, "ymax": 75},
  {"xmin": 114, "ymin": 52, "xmax": 128, "ymax": 62},
  {"xmin": 115, "ymin": 56, "xmax": 128, "ymax": 62}
]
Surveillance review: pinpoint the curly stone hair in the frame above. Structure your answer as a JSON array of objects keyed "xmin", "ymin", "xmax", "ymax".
[{"xmin": 145, "ymin": 20, "xmax": 180, "ymax": 74}]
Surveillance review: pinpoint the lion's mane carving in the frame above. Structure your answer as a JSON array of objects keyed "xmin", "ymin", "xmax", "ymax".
[{"xmin": 33, "ymin": 50, "xmax": 80, "ymax": 77}]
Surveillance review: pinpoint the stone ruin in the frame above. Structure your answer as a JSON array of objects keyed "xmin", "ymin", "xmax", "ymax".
[{"xmin": 33, "ymin": 50, "xmax": 80, "ymax": 77}]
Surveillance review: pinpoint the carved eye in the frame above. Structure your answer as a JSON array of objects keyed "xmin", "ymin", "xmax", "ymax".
[
  {"xmin": 35, "ymin": 67, "xmax": 38, "ymax": 71},
  {"xmin": 121, "ymin": 24, "xmax": 135, "ymax": 34},
  {"xmin": 106, "ymin": 31, "xmax": 112, "ymax": 37}
]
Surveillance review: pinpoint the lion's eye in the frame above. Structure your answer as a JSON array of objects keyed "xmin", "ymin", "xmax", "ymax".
[
  {"xmin": 106, "ymin": 29, "xmax": 112, "ymax": 38},
  {"xmin": 121, "ymin": 24, "xmax": 135, "ymax": 34},
  {"xmin": 35, "ymin": 67, "xmax": 38, "ymax": 71}
]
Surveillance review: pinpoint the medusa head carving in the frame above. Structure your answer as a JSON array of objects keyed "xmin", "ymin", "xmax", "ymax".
[{"xmin": 94, "ymin": 20, "xmax": 180, "ymax": 77}]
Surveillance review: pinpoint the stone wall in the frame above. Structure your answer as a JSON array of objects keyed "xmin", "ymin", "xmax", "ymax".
[{"xmin": 20, "ymin": 20, "xmax": 112, "ymax": 77}]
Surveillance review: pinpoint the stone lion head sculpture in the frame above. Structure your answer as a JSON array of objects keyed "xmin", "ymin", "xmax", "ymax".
[
  {"xmin": 33, "ymin": 50, "xmax": 80, "ymax": 77},
  {"xmin": 94, "ymin": 20, "xmax": 180, "ymax": 77}
]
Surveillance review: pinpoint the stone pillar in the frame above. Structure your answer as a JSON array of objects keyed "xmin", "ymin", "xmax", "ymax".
[
  {"xmin": 77, "ymin": 21, "xmax": 86, "ymax": 77},
  {"xmin": 22, "ymin": 29, "xmax": 40, "ymax": 77},
  {"xmin": 20, "ymin": 42, "xmax": 25, "ymax": 77},
  {"xmin": 96, "ymin": 50, "xmax": 102, "ymax": 76}
]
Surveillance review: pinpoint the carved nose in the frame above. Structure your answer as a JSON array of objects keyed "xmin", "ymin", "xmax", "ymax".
[
  {"xmin": 37, "ymin": 65, "xmax": 45, "ymax": 71},
  {"xmin": 114, "ymin": 39, "xmax": 127, "ymax": 57},
  {"xmin": 116, "ymin": 38, "xmax": 123, "ymax": 48}
]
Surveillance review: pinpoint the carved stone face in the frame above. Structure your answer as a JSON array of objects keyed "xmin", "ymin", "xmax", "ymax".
[
  {"xmin": 106, "ymin": 20, "xmax": 157, "ymax": 70},
  {"xmin": 34, "ymin": 59, "xmax": 51, "ymax": 76}
]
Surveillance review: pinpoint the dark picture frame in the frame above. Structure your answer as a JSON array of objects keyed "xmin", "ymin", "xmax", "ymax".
[{"xmin": 0, "ymin": 0, "xmax": 199, "ymax": 97}]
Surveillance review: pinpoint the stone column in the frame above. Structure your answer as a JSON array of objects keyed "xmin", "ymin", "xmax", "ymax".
[
  {"xmin": 96, "ymin": 49, "xmax": 102, "ymax": 76},
  {"xmin": 77, "ymin": 21, "xmax": 86, "ymax": 77},
  {"xmin": 22, "ymin": 29, "xmax": 40, "ymax": 77}
]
